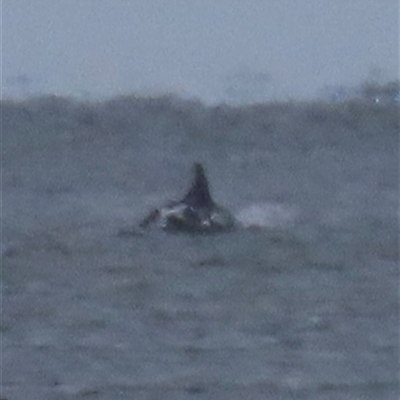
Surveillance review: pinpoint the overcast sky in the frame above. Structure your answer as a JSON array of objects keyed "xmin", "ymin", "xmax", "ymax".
[{"xmin": 2, "ymin": 0, "xmax": 399, "ymax": 102}]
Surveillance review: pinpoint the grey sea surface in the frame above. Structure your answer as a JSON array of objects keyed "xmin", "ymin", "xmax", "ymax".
[{"xmin": 2, "ymin": 95, "xmax": 398, "ymax": 399}]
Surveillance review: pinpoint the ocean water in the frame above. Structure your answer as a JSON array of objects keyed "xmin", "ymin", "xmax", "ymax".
[{"xmin": 2, "ymin": 94, "xmax": 398, "ymax": 399}]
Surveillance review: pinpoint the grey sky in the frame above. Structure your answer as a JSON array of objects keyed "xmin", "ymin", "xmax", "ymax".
[{"xmin": 2, "ymin": 0, "xmax": 398, "ymax": 102}]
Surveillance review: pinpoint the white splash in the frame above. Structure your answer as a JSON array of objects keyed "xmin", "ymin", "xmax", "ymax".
[{"xmin": 236, "ymin": 202, "xmax": 297, "ymax": 229}]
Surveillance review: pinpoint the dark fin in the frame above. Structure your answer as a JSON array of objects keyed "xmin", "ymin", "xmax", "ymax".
[
  {"xmin": 182, "ymin": 163, "xmax": 214, "ymax": 209},
  {"xmin": 139, "ymin": 209, "xmax": 160, "ymax": 228}
]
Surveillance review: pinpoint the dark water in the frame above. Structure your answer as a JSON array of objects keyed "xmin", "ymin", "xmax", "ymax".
[{"xmin": 2, "ymin": 95, "xmax": 398, "ymax": 399}]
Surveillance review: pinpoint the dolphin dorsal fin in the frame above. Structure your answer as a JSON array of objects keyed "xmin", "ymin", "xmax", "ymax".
[{"xmin": 182, "ymin": 163, "xmax": 214, "ymax": 208}]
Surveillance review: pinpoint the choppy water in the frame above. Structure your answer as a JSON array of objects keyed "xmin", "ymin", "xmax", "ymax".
[{"xmin": 2, "ymin": 95, "xmax": 398, "ymax": 399}]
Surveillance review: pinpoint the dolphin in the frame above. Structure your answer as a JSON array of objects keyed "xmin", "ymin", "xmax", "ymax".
[{"xmin": 140, "ymin": 163, "xmax": 235, "ymax": 233}]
